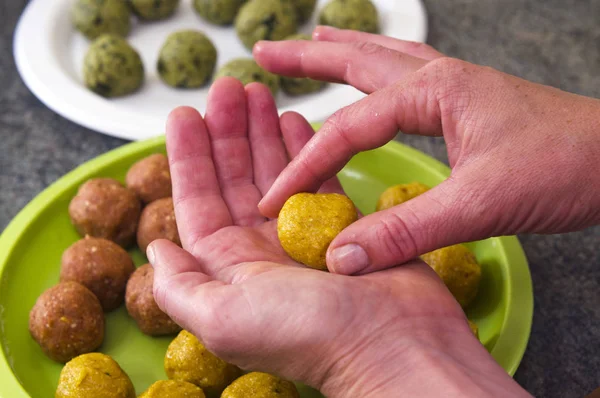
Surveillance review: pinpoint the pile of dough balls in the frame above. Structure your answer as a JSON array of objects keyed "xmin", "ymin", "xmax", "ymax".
[
  {"xmin": 73, "ymin": 0, "xmax": 380, "ymax": 98},
  {"xmin": 375, "ymin": 182, "xmax": 483, "ymax": 338},
  {"xmin": 29, "ymin": 153, "xmax": 182, "ymax": 367},
  {"xmin": 54, "ymin": 331, "xmax": 300, "ymax": 397}
]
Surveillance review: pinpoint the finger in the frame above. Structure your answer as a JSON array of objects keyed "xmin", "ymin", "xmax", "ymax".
[
  {"xmin": 313, "ymin": 26, "xmax": 443, "ymax": 61},
  {"xmin": 259, "ymin": 73, "xmax": 443, "ymax": 218},
  {"xmin": 205, "ymin": 77, "xmax": 265, "ymax": 227},
  {"xmin": 253, "ymin": 39, "xmax": 428, "ymax": 94},
  {"xmin": 149, "ymin": 239, "xmax": 229, "ymax": 334},
  {"xmin": 326, "ymin": 173, "xmax": 492, "ymax": 275},
  {"xmin": 246, "ymin": 83, "xmax": 289, "ymax": 196},
  {"xmin": 280, "ymin": 112, "xmax": 344, "ymax": 195},
  {"xmin": 166, "ymin": 106, "xmax": 232, "ymax": 250}
]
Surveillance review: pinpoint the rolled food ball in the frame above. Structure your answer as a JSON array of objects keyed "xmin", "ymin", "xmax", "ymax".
[
  {"xmin": 165, "ymin": 330, "xmax": 241, "ymax": 397},
  {"xmin": 420, "ymin": 244, "xmax": 482, "ymax": 308},
  {"xmin": 235, "ymin": 0, "xmax": 298, "ymax": 50},
  {"xmin": 83, "ymin": 34, "xmax": 144, "ymax": 98},
  {"xmin": 125, "ymin": 264, "xmax": 181, "ymax": 336},
  {"xmin": 280, "ymin": 34, "xmax": 327, "ymax": 95},
  {"xmin": 193, "ymin": 0, "xmax": 248, "ymax": 25},
  {"xmin": 129, "ymin": 0, "xmax": 180, "ymax": 20},
  {"xmin": 158, "ymin": 30, "xmax": 218, "ymax": 89},
  {"xmin": 319, "ymin": 0, "xmax": 379, "ymax": 33},
  {"xmin": 69, "ymin": 177, "xmax": 141, "ymax": 248},
  {"xmin": 468, "ymin": 320, "xmax": 479, "ymax": 339},
  {"xmin": 72, "ymin": 0, "xmax": 131, "ymax": 40},
  {"xmin": 287, "ymin": 0, "xmax": 317, "ymax": 24},
  {"xmin": 221, "ymin": 372, "xmax": 300, "ymax": 398},
  {"xmin": 376, "ymin": 182, "xmax": 430, "ymax": 211},
  {"xmin": 137, "ymin": 197, "xmax": 180, "ymax": 253},
  {"xmin": 125, "ymin": 153, "xmax": 172, "ymax": 204},
  {"xmin": 55, "ymin": 353, "xmax": 135, "ymax": 398},
  {"xmin": 29, "ymin": 282, "xmax": 104, "ymax": 363},
  {"xmin": 139, "ymin": 380, "xmax": 206, "ymax": 398},
  {"xmin": 215, "ymin": 58, "xmax": 279, "ymax": 96},
  {"xmin": 277, "ymin": 193, "xmax": 358, "ymax": 270},
  {"xmin": 60, "ymin": 236, "xmax": 136, "ymax": 311}
]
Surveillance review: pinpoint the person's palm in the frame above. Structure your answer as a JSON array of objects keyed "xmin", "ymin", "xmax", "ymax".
[{"xmin": 150, "ymin": 78, "xmax": 513, "ymax": 397}]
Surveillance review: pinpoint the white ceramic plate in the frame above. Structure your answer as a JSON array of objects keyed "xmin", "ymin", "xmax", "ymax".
[{"xmin": 14, "ymin": 0, "xmax": 428, "ymax": 141}]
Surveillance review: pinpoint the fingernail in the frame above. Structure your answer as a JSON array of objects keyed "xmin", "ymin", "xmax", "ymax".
[
  {"xmin": 146, "ymin": 244, "xmax": 156, "ymax": 265},
  {"xmin": 328, "ymin": 244, "xmax": 369, "ymax": 275}
]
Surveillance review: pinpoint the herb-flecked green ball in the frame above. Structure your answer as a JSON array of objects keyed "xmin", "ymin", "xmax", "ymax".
[
  {"xmin": 280, "ymin": 34, "xmax": 327, "ymax": 95},
  {"xmin": 129, "ymin": 0, "xmax": 180, "ymax": 20},
  {"xmin": 193, "ymin": 0, "xmax": 248, "ymax": 25},
  {"xmin": 215, "ymin": 58, "xmax": 280, "ymax": 96},
  {"xmin": 235, "ymin": 0, "xmax": 298, "ymax": 51},
  {"xmin": 83, "ymin": 34, "xmax": 144, "ymax": 97},
  {"xmin": 157, "ymin": 30, "xmax": 217, "ymax": 89},
  {"xmin": 319, "ymin": 0, "xmax": 379, "ymax": 33},
  {"xmin": 72, "ymin": 0, "xmax": 131, "ymax": 40},
  {"xmin": 287, "ymin": 0, "xmax": 317, "ymax": 24}
]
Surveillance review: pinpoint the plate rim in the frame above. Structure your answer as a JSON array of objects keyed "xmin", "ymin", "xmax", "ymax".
[
  {"xmin": 0, "ymin": 136, "xmax": 533, "ymax": 397},
  {"xmin": 12, "ymin": 0, "xmax": 429, "ymax": 141}
]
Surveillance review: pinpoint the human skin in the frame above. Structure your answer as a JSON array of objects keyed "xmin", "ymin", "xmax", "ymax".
[
  {"xmin": 149, "ymin": 78, "xmax": 530, "ymax": 397},
  {"xmin": 253, "ymin": 26, "xmax": 600, "ymax": 276}
]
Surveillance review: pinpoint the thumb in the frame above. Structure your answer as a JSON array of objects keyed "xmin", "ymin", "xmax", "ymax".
[{"xmin": 326, "ymin": 174, "xmax": 494, "ymax": 275}]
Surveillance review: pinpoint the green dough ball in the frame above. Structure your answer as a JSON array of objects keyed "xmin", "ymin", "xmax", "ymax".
[
  {"xmin": 193, "ymin": 0, "xmax": 248, "ymax": 25},
  {"xmin": 235, "ymin": 0, "xmax": 298, "ymax": 51},
  {"xmin": 287, "ymin": 0, "xmax": 317, "ymax": 24},
  {"xmin": 280, "ymin": 34, "xmax": 327, "ymax": 95},
  {"xmin": 83, "ymin": 34, "xmax": 144, "ymax": 98},
  {"xmin": 129, "ymin": 0, "xmax": 180, "ymax": 20},
  {"xmin": 72, "ymin": 0, "xmax": 131, "ymax": 40},
  {"xmin": 215, "ymin": 58, "xmax": 280, "ymax": 96},
  {"xmin": 221, "ymin": 372, "xmax": 299, "ymax": 398},
  {"xmin": 157, "ymin": 30, "xmax": 217, "ymax": 89},
  {"xmin": 319, "ymin": 0, "xmax": 379, "ymax": 33}
]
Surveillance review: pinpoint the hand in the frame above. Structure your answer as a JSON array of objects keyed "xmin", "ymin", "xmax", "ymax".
[
  {"xmin": 149, "ymin": 78, "xmax": 528, "ymax": 397},
  {"xmin": 253, "ymin": 26, "xmax": 600, "ymax": 275}
]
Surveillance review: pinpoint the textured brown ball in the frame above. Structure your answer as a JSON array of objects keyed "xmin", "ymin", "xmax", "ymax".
[
  {"xmin": 69, "ymin": 178, "xmax": 141, "ymax": 248},
  {"xmin": 125, "ymin": 264, "xmax": 181, "ymax": 336},
  {"xmin": 126, "ymin": 154, "xmax": 172, "ymax": 204},
  {"xmin": 29, "ymin": 282, "xmax": 104, "ymax": 363},
  {"xmin": 60, "ymin": 236, "xmax": 136, "ymax": 311},
  {"xmin": 137, "ymin": 197, "xmax": 181, "ymax": 253}
]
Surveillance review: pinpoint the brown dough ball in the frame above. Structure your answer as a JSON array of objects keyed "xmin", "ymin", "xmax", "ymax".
[
  {"xmin": 69, "ymin": 178, "xmax": 141, "ymax": 248},
  {"xmin": 125, "ymin": 264, "xmax": 181, "ymax": 336},
  {"xmin": 60, "ymin": 236, "xmax": 136, "ymax": 311},
  {"xmin": 125, "ymin": 154, "xmax": 172, "ymax": 204},
  {"xmin": 29, "ymin": 282, "xmax": 104, "ymax": 363},
  {"xmin": 137, "ymin": 197, "xmax": 181, "ymax": 253}
]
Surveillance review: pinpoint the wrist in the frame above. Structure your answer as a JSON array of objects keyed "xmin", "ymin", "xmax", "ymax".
[{"xmin": 318, "ymin": 319, "xmax": 531, "ymax": 398}]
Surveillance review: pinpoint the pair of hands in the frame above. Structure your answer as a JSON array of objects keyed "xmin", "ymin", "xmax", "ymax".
[{"xmin": 150, "ymin": 26, "xmax": 600, "ymax": 397}]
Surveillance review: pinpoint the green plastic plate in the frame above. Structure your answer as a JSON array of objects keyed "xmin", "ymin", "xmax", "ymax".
[{"xmin": 0, "ymin": 136, "xmax": 533, "ymax": 397}]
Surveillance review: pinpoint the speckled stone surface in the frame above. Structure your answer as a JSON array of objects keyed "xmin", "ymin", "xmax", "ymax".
[{"xmin": 1, "ymin": 1, "xmax": 599, "ymax": 396}]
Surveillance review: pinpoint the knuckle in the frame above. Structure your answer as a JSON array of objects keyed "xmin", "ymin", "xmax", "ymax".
[
  {"xmin": 375, "ymin": 211, "xmax": 420, "ymax": 262},
  {"xmin": 423, "ymin": 57, "xmax": 476, "ymax": 121},
  {"xmin": 352, "ymin": 40, "xmax": 386, "ymax": 56}
]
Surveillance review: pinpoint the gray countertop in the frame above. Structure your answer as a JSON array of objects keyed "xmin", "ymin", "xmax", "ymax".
[{"xmin": 1, "ymin": 1, "xmax": 599, "ymax": 396}]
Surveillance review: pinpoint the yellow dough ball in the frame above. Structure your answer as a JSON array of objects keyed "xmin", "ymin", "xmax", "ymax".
[
  {"xmin": 55, "ymin": 353, "xmax": 135, "ymax": 398},
  {"xmin": 221, "ymin": 372, "xmax": 299, "ymax": 398},
  {"xmin": 421, "ymin": 244, "xmax": 482, "ymax": 308},
  {"xmin": 376, "ymin": 182, "xmax": 429, "ymax": 211},
  {"xmin": 277, "ymin": 193, "xmax": 358, "ymax": 270},
  {"xmin": 164, "ymin": 330, "xmax": 241, "ymax": 397},
  {"xmin": 138, "ymin": 380, "xmax": 206, "ymax": 397},
  {"xmin": 468, "ymin": 320, "xmax": 479, "ymax": 339}
]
